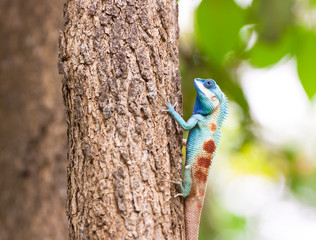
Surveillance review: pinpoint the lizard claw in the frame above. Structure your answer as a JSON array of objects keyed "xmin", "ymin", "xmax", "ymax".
[
  {"xmin": 158, "ymin": 179, "xmax": 185, "ymax": 198},
  {"xmin": 157, "ymin": 179, "xmax": 182, "ymax": 185},
  {"xmin": 157, "ymin": 93, "xmax": 167, "ymax": 104},
  {"xmin": 157, "ymin": 93, "xmax": 178, "ymax": 113},
  {"xmin": 174, "ymin": 193, "xmax": 184, "ymax": 198}
]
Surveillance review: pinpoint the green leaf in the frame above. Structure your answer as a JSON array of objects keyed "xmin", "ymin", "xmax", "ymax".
[
  {"xmin": 245, "ymin": 0, "xmax": 295, "ymax": 67},
  {"xmin": 250, "ymin": 0, "xmax": 294, "ymax": 42},
  {"xmin": 195, "ymin": 0, "xmax": 246, "ymax": 65},
  {"xmin": 247, "ymin": 28, "xmax": 294, "ymax": 68},
  {"xmin": 294, "ymin": 29, "xmax": 316, "ymax": 99}
]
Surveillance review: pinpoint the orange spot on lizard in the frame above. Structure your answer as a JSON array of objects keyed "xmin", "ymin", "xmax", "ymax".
[
  {"xmin": 194, "ymin": 169, "xmax": 207, "ymax": 183},
  {"xmin": 197, "ymin": 156, "xmax": 211, "ymax": 169},
  {"xmin": 203, "ymin": 140, "xmax": 216, "ymax": 154},
  {"xmin": 210, "ymin": 123, "xmax": 217, "ymax": 132}
]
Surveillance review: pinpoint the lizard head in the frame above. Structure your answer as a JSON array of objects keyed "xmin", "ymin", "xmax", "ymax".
[{"xmin": 193, "ymin": 78, "xmax": 225, "ymax": 115}]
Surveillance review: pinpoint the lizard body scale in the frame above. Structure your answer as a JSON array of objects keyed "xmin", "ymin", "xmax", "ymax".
[{"xmin": 163, "ymin": 78, "xmax": 228, "ymax": 240}]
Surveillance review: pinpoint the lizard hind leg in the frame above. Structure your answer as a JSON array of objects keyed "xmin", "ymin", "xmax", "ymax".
[
  {"xmin": 160, "ymin": 164, "xmax": 193, "ymax": 198},
  {"xmin": 177, "ymin": 164, "xmax": 193, "ymax": 198},
  {"xmin": 157, "ymin": 179, "xmax": 186, "ymax": 198}
]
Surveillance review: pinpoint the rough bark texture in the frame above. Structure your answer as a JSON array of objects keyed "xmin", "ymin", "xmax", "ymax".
[
  {"xmin": 59, "ymin": 0, "xmax": 184, "ymax": 239},
  {"xmin": 0, "ymin": 0, "xmax": 68, "ymax": 240}
]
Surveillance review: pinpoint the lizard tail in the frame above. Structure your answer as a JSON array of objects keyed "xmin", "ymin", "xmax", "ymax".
[{"xmin": 184, "ymin": 195, "xmax": 205, "ymax": 240}]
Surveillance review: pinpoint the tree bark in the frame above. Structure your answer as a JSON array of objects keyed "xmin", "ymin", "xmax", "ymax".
[
  {"xmin": 59, "ymin": 0, "xmax": 184, "ymax": 239},
  {"xmin": 0, "ymin": 0, "xmax": 67, "ymax": 240}
]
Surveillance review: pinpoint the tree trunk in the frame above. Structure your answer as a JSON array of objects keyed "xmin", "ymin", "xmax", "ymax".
[
  {"xmin": 0, "ymin": 0, "xmax": 67, "ymax": 240},
  {"xmin": 59, "ymin": 0, "xmax": 184, "ymax": 239}
]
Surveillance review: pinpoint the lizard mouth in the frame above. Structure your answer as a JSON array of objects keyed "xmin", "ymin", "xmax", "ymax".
[{"xmin": 193, "ymin": 78, "xmax": 201, "ymax": 89}]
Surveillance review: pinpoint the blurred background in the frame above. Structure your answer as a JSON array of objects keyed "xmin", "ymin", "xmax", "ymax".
[
  {"xmin": 0, "ymin": 1, "xmax": 67, "ymax": 239},
  {"xmin": 178, "ymin": 0, "xmax": 316, "ymax": 239}
]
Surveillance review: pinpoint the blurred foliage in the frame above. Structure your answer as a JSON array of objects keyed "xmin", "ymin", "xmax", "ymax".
[
  {"xmin": 230, "ymin": 143, "xmax": 282, "ymax": 178},
  {"xmin": 196, "ymin": 0, "xmax": 316, "ymax": 99},
  {"xmin": 199, "ymin": 198, "xmax": 247, "ymax": 240},
  {"xmin": 179, "ymin": 0, "xmax": 316, "ymax": 239},
  {"xmin": 180, "ymin": 0, "xmax": 316, "ymax": 128}
]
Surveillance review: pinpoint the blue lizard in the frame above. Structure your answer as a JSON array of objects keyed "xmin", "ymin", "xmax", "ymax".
[{"xmin": 162, "ymin": 78, "xmax": 228, "ymax": 240}]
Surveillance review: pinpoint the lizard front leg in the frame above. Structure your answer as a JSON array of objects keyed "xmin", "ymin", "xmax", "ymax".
[
  {"xmin": 162, "ymin": 98, "xmax": 198, "ymax": 131},
  {"xmin": 161, "ymin": 97, "xmax": 198, "ymax": 198}
]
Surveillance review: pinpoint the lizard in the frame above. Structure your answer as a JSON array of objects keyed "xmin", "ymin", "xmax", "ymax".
[{"xmin": 161, "ymin": 78, "xmax": 228, "ymax": 240}]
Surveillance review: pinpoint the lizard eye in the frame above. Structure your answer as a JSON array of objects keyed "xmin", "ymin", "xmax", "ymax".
[{"xmin": 204, "ymin": 80, "xmax": 215, "ymax": 89}]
